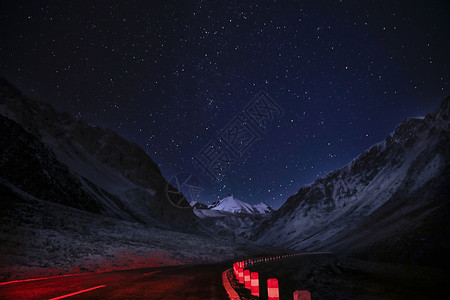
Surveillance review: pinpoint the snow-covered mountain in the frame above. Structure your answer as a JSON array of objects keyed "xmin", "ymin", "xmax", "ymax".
[
  {"xmin": 253, "ymin": 202, "xmax": 274, "ymax": 214},
  {"xmin": 208, "ymin": 195, "xmax": 273, "ymax": 214},
  {"xmin": 253, "ymin": 96, "xmax": 450, "ymax": 268},
  {"xmin": 192, "ymin": 196, "xmax": 273, "ymax": 241}
]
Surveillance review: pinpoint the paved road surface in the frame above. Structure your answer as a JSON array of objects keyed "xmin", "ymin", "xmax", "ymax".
[{"xmin": 0, "ymin": 263, "xmax": 230, "ymax": 300}]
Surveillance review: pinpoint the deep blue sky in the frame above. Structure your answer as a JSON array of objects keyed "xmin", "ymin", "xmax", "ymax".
[{"xmin": 1, "ymin": 1, "xmax": 449, "ymax": 208}]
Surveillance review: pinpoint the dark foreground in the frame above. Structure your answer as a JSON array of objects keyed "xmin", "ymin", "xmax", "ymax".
[
  {"xmin": 233, "ymin": 253, "xmax": 449, "ymax": 300},
  {"xmin": 0, "ymin": 263, "xmax": 230, "ymax": 300},
  {"xmin": 2, "ymin": 254, "xmax": 448, "ymax": 299}
]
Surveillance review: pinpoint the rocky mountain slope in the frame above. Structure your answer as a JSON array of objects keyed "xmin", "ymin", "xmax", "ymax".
[
  {"xmin": 254, "ymin": 97, "xmax": 450, "ymax": 268},
  {"xmin": 0, "ymin": 78, "xmax": 194, "ymax": 228},
  {"xmin": 190, "ymin": 196, "xmax": 273, "ymax": 240},
  {"xmin": 252, "ymin": 202, "xmax": 274, "ymax": 214},
  {"xmin": 0, "ymin": 79, "xmax": 258, "ymax": 281}
]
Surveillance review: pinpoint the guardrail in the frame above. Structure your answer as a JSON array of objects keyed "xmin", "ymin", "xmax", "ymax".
[{"xmin": 231, "ymin": 253, "xmax": 312, "ymax": 300}]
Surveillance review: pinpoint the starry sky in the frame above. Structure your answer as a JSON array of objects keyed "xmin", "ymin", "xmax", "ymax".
[{"xmin": 1, "ymin": 1, "xmax": 449, "ymax": 208}]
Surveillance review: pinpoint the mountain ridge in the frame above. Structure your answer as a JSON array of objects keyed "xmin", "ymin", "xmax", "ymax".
[
  {"xmin": 0, "ymin": 78, "xmax": 260, "ymax": 281},
  {"xmin": 208, "ymin": 195, "xmax": 273, "ymax": 214},
  {"xmin": 253, "ymin": 96, "xmax": 450, "ymax": 268},
  {"xmin": 0, "ymin": 78, "xmax": 195, "ymax": 227}
]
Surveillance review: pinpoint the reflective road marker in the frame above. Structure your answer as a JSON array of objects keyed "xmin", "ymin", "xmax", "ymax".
[{"xmin": 49, "ymin": 285, "xmax": 106, "ymax": 300}]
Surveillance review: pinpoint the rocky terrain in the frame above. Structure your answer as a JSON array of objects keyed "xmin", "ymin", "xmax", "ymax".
[
  {"xmin": 2, "ymin": 77, "xmax": 449, "ymax": 287},
  {"xmin": 0, "ymin": 79, "xmax": 257, "ymax": 281},
  {"xmin": 254, "ymin": 96, "xmax": 450, "ymax": 269}
]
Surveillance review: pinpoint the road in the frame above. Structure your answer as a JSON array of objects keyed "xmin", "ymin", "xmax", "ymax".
[{"xmin": 0, "ymin": 263, "xmax": 231, "ymax": 300}]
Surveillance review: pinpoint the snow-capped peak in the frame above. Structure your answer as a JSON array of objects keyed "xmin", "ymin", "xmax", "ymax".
[
  {"xmin": 208, "ymin": 195, "xmax": 272, "ymax": 214},
  {"xmin": 253, "ymin": 202, "xmax": 274, "ymax": 214}
]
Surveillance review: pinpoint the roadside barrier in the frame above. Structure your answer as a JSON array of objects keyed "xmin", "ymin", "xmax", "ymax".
[
  {"xmin": 250, "ymin": 272, "xmax": 259, "ymax": 296},
  {"xmin": 230, "ymin": 254, "xmax": 317, "ymax": 299},
  {"xmin": 293, "ymin": 290, "xmax": 311, "ymax": 300},
  {"xmin": 267, "ymin": 278, "xmax": 279, "ymax": 300},
  {"xmin": 238, "ymin": 268, "xmax": 244, "ymax": 283},
  {"xmin": 244, "ymin": 270, "xmax": 251, "ymax": 289}
]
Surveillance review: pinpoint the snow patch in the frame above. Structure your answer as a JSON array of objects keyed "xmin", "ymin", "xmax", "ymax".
[{"xmin": 209, "ymin": 196, "xmax": 272, "ymax": 214}]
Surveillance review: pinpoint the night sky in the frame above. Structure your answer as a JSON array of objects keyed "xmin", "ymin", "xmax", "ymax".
[{"xmin": 1, "ymin": 1, "xmax": 449, "ymax": 208}]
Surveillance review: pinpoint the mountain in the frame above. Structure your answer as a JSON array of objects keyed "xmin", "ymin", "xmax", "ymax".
[
  {"xmin": 253, "ymin": 202, "xmax": 274, "ymax": 214},
  {"xmin": 192, "ymin": 196, "xmax": 273, "ymax": 241},
  {"xmin": 0, "ymin": 79, "xmax": 258, "ymax": 281},
  {"xmin": 0, "ymin": 78, "xmax": 195, "ymax": 228},
  {"xmin": 208, "ymin": 195, "xmax": 273, "ymax": 214},
  {"xmin": 254, "ymin": 97, "xmax": 450, "ymax": 268},
  {"xmin": 189, "ymin": 201, "xmax": 208, "ymax": 209}
]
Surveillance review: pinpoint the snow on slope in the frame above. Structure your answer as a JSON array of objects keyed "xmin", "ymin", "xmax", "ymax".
[
  {"xmin": 208, "ymin": 195, "xmax": 273, "ymax": 214},
  {"xmin": 209, "ymin": 195, "xmax": 255, "ymax": 214},
  {"xmin": 254, "ymin": 96, "xmax": 450, "ymax": 256},
  {"xmin": 253, "ymin": 202, "xmax": 274, "ymax": 214},
  {"xmin": 191, "ymin": 196, "xmax": 274, "ymax": 240}
]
